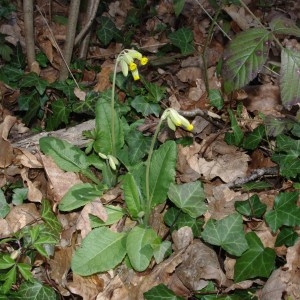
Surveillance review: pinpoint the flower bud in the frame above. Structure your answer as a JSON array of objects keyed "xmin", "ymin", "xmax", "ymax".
[
  {"xmin": 127, "ymin": 49, "xmax": 142, "ymax": 60},
  {"xmin": 120, "ymin": 59, "xmax": 128, "ymax": 77},
  {"xmin": 131, "ymin": 68, "xmax": 140, "ymax": 80}
]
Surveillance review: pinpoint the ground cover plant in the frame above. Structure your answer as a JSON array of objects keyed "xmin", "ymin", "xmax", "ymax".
[{"xmin": 0, "ymin": 0, "xmax": 300, "ymax": 299}]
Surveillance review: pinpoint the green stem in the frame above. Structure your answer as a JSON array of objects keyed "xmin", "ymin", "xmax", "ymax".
[
  {"xmin": 144, "ymin": 118, "xmax": 164, "ymax": 225},
  {"xmin": 111, "ymin": 58, "xmax": 119, "ymax": 156}
]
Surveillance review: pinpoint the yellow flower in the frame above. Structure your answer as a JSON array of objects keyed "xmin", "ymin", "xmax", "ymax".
[
  {"xmin": 140, "ymin": 57, "xmax": 148, "ymax": 65},
  {"xmin": 129, "ymin": 62, "xmax": 137, "ymax": 71},
  {"xmin": 131, "ymin": 68, "xmax": 140, "ymax": 80}
]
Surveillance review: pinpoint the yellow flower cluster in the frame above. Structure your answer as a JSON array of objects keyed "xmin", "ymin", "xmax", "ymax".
[
  {"xmin": 117, "ymin": 49, "xmax": 148, "ymax": 80},
  {"xmin": 162, "ymin": 108, "xmax": 194, "ymax": 132}
]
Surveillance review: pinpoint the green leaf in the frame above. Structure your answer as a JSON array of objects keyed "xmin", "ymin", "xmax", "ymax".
[
  {"xmin": 208, "ymin": 89, "xmax": 224, "ymax": 110},
  {"xmin": 131, "ymin": 95, "xmax": 161, "ymax": 117},
  {"xmin": 265, "ymin": 191, "xmax": 300, "ymax": 232},
  {"xmin": 234, "ymin": 232, "xmax": 276, "ymax": 282},
  {"xmin": 141, "ymin": 78, "xmax": 166, "ymax": 103},
  {"xmin": 18, "ymin": 90, "xmax": 41, "ymax": 125},
  {"xmin": 96, "ymin": 16, "xmax": 120, "ymax": 46},
  {"xmin": 275, "ymin": 134, "xmax": 300, "ymax": 155},
  {"xmin": 1, "ymin": 265, "xmax": 16, "ymax": 294},
  {"xmin": 144, "ymin": 283, "xmax": 184, "ymax": 300},
  {"xmin": 72, "ymin": 91, "xmax": 98, "ymax": 116},
  {"xmin": 20, "ymin": 72, "xmax": 48, "ymax": 95},
  {"xmin": 122, "ymin": 173, "xmax": 143, "ymax": 219},
  {"xmin": 275, "ymin": 227, "xmax": 298, "ymax": 247},
  {"xmin": 264, "ymin": 115, "xmax": 294, "ymax": 137},
  {"xmin": 39, "ymin": 137, "xmax": 89, "ymax": 172},
  {"xmin": 224, "ymin": 109, "xmax": 244, "ymax": 146},
  {"xmin": 168, "ymin": 27, "xmax": 194, "ymax": 54},
  {"xmin": 173, "ymin": 0, "xmax": 185, "ymax": 17},
  {"xmin": 234, "ymin": 194, "xmax": 267, "ymax": 218},
  {"xmin": 241, "ymin": 181, "xmax": 273, "ymax": 191},
  {"xmin": 50, "ymin": 81, "xmax": 75, "ymax": 100},
  {"xmin": 41, "ymin": 199, "xmax": 62, "ymax": 237},
  {"xmin": 0, "ymin": 189, "xmax": 10, "ymax": 218},
  {"xmin": 94, "ymin": 96, "xmax": 124, "ymax": 155},
  {"xmin": 0, "ymin": 255, "xmax": 15, "ymax": 269},
  {"xmin": 12, "ymin": 187, "xmax": 28, "ymax": 205},
  {"xmin": 272, "ymin": 152, "xmax": 300, "ymax": 178},
  {"xmin": 167, "ymin": 181, "xmax": 207, "ymax": 218},
  {"xmin": 90, "ymin": 205, "xmax": 124, "ymax": 227},
  {"xmin": 17, "ymin": 263, "xmax": 33, "ymax": 282},
  {"xmin": 59, "ymin": 183, "xmax": 104, "ymax": 211},
  {"xmin": 12, "ymin": 280, "xmax": 57, "ymax": 300},
  {"xmin": 149, "ymin": 141, "xmax": 177, "ymax": 208},
  {"xmin": 72, "ymin": 227, "xmax": 126, "ymax": 276},
  {"xmin": 0, "ymin": 65, "xmax": 23, "ymax": 84},
  {"xmin": 242, "ymin": 124, "xmax": 265, "ymax": 150},
  {"xmin": 270, "ymin": 16, "xmax": 300, "ymax": 37},
  {"xmin": 126, "ymin": 226, "xmax": 159, "ymax": 272},
  {"xmin": 280, "ymin": 48, "xmax": 300, "ymax": 109},
  {"xmin": 201, "ymin": 213, "xmax": 248, "ymax": 256},
  {"xmin": 153, "ymin": 240, "xmax": 172, "ymax": 264},
  {"xmin": 46, "ymin": 99, "xmax": 71, "ymax": 130},
  {"xmin": 0, "ymin": 43, "xmax": 13, "ymax": 61},
  {"xmin": 222, "ymin": 28, "xmax": 272, "ymax": 93}
]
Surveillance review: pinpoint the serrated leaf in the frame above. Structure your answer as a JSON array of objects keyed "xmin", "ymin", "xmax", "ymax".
[
  {"xmin": 168, "ymin": 27, "xmax": 194, "ymax": 54},
  {"xmin": 270, "ymin": 16, "xmax": 300, "ymax": 37},
  {"xmin": 167, "ymin": 181, "xmax": 207, "ymax": 218},
  {"xmin": 0, "ymin": 189, "xmax": 10, "ymax": 218},
  {"xmin": 94, "ymin": 95, "xmax": 124, "ymax": 155},
  {"xmin": 39, "ymin": 137, "xmax": 89, "ymax": 172},
  {"xmin": 275, "ymin": 227, "xmax": 298, "ymax": 247},
  {"xmin": 265, "ymin": 191, "xmax": 300, "ymax": 232},
  {"xmin": 96, "ymin": 16, "xmax": 120, "ymax": 46},
  {"xmin": 46, "ymin": 99, "xmax": 71, "ymax": 130},
  {"xmin": 126, "ymin": 226, "xmax": 159, "ymax": 272},
  {"xmin": 144, "ymin": 283, "xmax": 184, "ymax": 300},
  {"xmin": 148, "ymin": 141, "xmax": 177, "ymax": 207},
  {"xmin": 59, "ymin": 183, "xmax": 104, "ymax": 211},
  {"xmin": 20, "ymin": 72, "xmax": 48, "ymax": 95},
  {"xmin": 201, "ymin": 213, "xmax": 248, "ymax": 256},
  {"xmin": 222, "ymin": 28, "xmax": 272, "ymax": 93},
  {"xmin": 72, "ymin": 227, "xmax": 126, "ymax": 275},
  {"xmin": 242, "ymin": 124, "xmax": 265, "ymax": 150},
  {"xmin": 280, "ymin": 48, "xmax": 300, "ymax": 109},
  {"xmin": 11, "ymin": 280, "xmax": 57, "ymax": 300},
  {"xmin": 131, "ymin": 95, "xmax": 161, "ymax": 117},
  {"xmin": 235, "ymin": 194, "xmax": 267, "ymax": 218},
  {"xmin": 234, "ymin": 232, "xmax": 276, "ymax": 282},
  {"xmin": 122, "ymin": 173, "xmax": 143, "ymax": 219}
]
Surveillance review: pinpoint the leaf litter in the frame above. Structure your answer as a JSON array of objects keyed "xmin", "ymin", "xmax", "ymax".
[{"xmin": 0, "ymin": 0, "xmax": 300, "ymax": 299}]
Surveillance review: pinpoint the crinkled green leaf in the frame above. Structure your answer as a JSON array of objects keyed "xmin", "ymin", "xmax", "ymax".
[
  {"xmin": 126, "ymin": 226, "xmax": 159, "ymax": 272},
  {"xmin": 201, "ymin": 213, "xmax": 248, "ymax": 256},
  {"xmin": 11, "ymin": 280, "xmax": 57, "ymax": 300},
  {"xmin": 59, "ymin": 183, "xmax": 104, "ymax": 211},
  {"xmin": 168, "ymin": 27, "xmax": 194, "ymax": 54},
  {"xmin": 72, "ymin": 227, "xmax": 126, "ymax": 275},
  {"xmin": 270, "ymin": 16, "xmax": 300, "ymax": 37},
  {"xmin": 222, "ymin": 28, "xmax": 272, "ymax": 93},
  {"xmin": 242, "ymin": 124, "xmax": 265, "ymax": 150},
  {"xmin": 149, "ymin": 141, "xmax": 177, "ymax": 207},
  {"xmin": 144, "ymin": 283, "xmax": 184, "ymax": 300},
  {"xmin": 280, "ymin": 48, "xmax": 300, "ymax": 109},
  {"xmin": 265, "ymin": 191, "xmax": 300, "ymax": 232},
  {"xmin": 131, "ymin": 95, "xmax": 161, "ymax": 117},
  {"xmin": 168, "ymin": 181, "xmax": 207, "ymax": 218},
  {"xmin": 235, "ymin": 194, "xmax": 267, "ymax": 218},
  {"xmin": 234, "ymin": 232, "xmax": 276, "ymax": 282},
  {"xmin": 275, "ymin": 227, "xmax": 298, "ymax": 247}
]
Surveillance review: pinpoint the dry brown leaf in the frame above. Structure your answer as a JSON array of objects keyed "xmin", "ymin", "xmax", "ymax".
[
  {"xmin": 68, "ymin": 273, "xmax": 104, "ymax": 300},
  {"xmin": 0, "ymin": 218, "xmax": 12, "ymax": 238},
  {"xmin": 223, "ymin": 5, "xmax": 256, "ymax": 30},
  {"xmin": 172, "ymin": 226, "xmax": 193, "ymax": 251},
  {"xmin": 96, "ymin": 275, "xmax": 128, "ymax": 300},
  {"xmin": 5, "ymin": 203, "xmax": 40, "ymax": 233},
  {"xmin": 176, "ymin": 67, "xmax": 202, "ymax": 83},
  {"xmin": 176, "ymin": 239, "xmax": 231, "ymax": 291},
  {"xmin": 74, "ymin": 87, "xmax": 86, "ymax": 101},
  {"xmin": 20, "ymin": 168, "xmax": 43, "ymax": 202},
  {"xmin": 76, "ymin": 199, "xmax": 107, "ymax": 238},
  {"xmin": 15, "ymin": 149, "xmax": 43, "ymax": 168},
  {"xmin": 94, "ymin": 66, "xmax": 113, "ymax": 93}
]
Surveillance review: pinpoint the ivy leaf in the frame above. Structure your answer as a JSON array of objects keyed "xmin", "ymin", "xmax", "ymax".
[
  {"xmin": 71, "ymin": 227, "xmax": 126, "ymax": 275},
  {"xmin": 242, "ymin": 124, "xmax": 265, "ymax": 150},
  {"xmin": 141, "ymin": 78, "xmax": 166, "ymax": 103},
  {"xmin": 225, "ymin": 109, "xmax": 244, "ymax": 146},
  {"xmin": 167, "ymin": 181, "xmax": 207, "ymax": 218},
  {"xmin": 209, "ymin": 89, "xmax": 224, "ymax": 110},
  {"xmin": 234, "ymin": 232, "xmax": 276, "ymax": 282},
  {"xmin": 11, "ymin": 280, "xmax": 57, "ymax": 300},
  {"xmin": 20, "ymin": 72, "xmax": 48, "ymax": 95},
  {"xmin": 275, "ymin": 227, "xmax": 298, "ymax": 247},
  {"xmin": 168, "ymin": 27, "xmax": 194, "ymax": 54},
  {"xmin": 275, "ymin": 134, "xmax": 300, "ymax": 155},
  {"xmin": 201, "ymin": 213, "xmax": 248, "ymax": 256},
  {"xmin": 131, "ymin": 95, "xmax": 161, "ymax": 117},
  {"xmin": 144, "ymin": 283, "xmax": 184, "ymax": 300},
  {"xmin": 265, "ymin": 191, "xmax": 300, "ymax": 232},
  {"xmin": 46, "ymin": 99, "xmax": 71, "ymax": 130},
  {"xmin": 96, "ymin": 16, "xmax": 120, "ymax": 46},
  {"xmin": 235, "ymin": 194, "xmax": 267, "ymax": 218},
  {"xmin": 222, "ymin": 28, "xmax": 272, "ymax": 93},
  {"xmin": 280, "ymin": 48, "xmax": 300, "ymax": 109},
  {"xmin": 126, "ymin": 226, "xmax": 159, "ymax": 272},
  {"xmin": 41, "ymin": 199, "xmax": 62, "ymax": 237}
]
